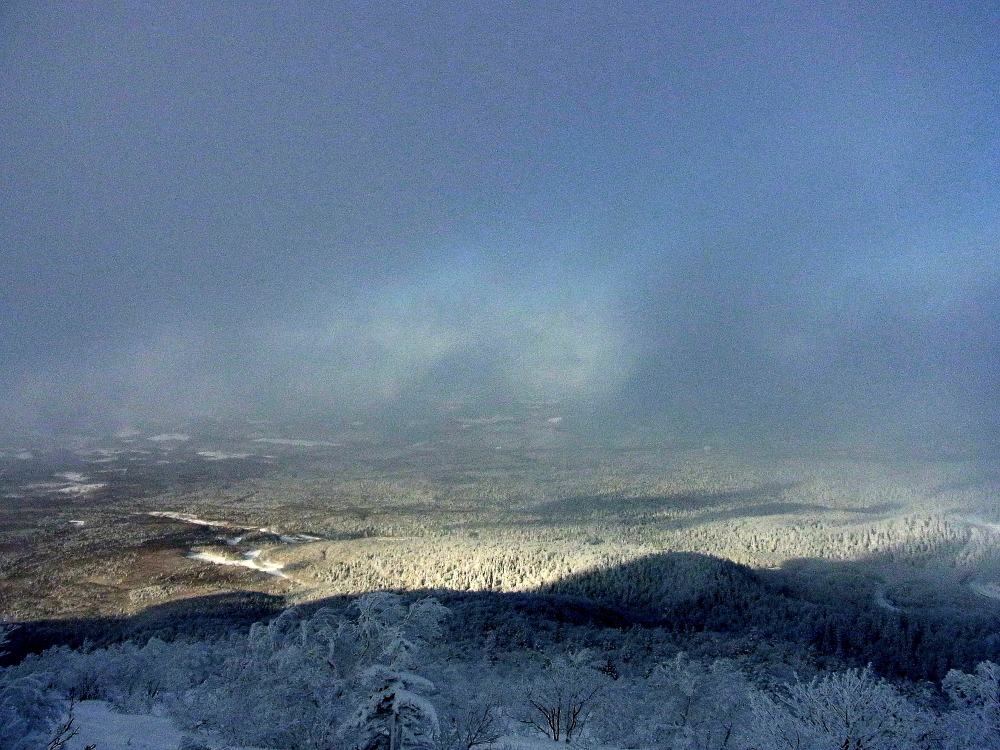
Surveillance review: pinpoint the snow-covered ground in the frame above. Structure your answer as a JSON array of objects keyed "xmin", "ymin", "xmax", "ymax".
[
  {"xmin": 275, "ymin": 532, "xmax": 323, "ymax": 543},
  {"xmin": 65, "ymin": 701, "xmax": 182, "ymax": 750},
  {"xmin": 252, "ymin": 437, "xmax": 341, "ymax": 447},
  {"xmin": 64, "ymin": 700, "xmax": 578, "ymax": 750},
  {"xmin": 148, "ymin": 510, "xmax": 324, "ymax": 580},
  {"xmin": 955, "ymin": 516, "xmax": 1000, "ymax": 535},
  {"xmin": 64, "ymin": 701, "xmax": 283, "ymax": 750},
  {"xmin": 186, "ymin": 549, "xmax": 288, "ymax": 578},
  {"xmin": 197, "ymin": 450, "xmax": 254, "ymax": 460},
  {"xmin": 147, "ymin": 511, "xmax": 240, "ymax": 528},
  {"xmin": 13, "ymin": 472, "xmax": 107, "ymax": 497},
  {"xmin": 55, "ymin": 482, "xmax": 107, "ymax": 495}
]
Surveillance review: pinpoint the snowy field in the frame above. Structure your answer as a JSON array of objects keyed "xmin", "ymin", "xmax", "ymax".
[
  {"xmin": 66, "ymin": 702, "xmax": 182, "ymax": 750},
  {"xmin": 65, "ymin": 700, "xmax": 583, "ymax": 750}
]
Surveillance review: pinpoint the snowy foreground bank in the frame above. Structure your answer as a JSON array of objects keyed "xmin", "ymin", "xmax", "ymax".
[
  {"xmin": 65, "ymin": 701, "xmax": 182, "ymax": 750},
  {"xmin": 65, "ymin": 701, "xmax": 594, "ymax": 750},
  {"xmin": 5, "ymin": 592, "xmax": 1000, "ymax": 750}
]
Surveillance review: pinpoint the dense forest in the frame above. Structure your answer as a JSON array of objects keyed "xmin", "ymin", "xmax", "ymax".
[{"xmin": 4, "ymin": 575, "xmax": 1000, "ymax": 749}]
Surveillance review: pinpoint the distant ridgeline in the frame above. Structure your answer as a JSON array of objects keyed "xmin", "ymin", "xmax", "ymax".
[{"xmin": 536, "ymin": 551, "xmax": 1000, "ymax": 681}]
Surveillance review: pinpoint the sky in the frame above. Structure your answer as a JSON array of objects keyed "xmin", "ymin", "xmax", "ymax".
[{"xmin": 1, "ymin": 0, "xmax": 998, "ymax": 446}]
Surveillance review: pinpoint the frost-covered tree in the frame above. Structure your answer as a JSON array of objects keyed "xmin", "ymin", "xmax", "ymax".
[
  {"xmin": 941, "ymin": 660, "xmax": 1000, "ymax": 749},
  {"xmin": 648, "ymin": 654, "xmax": 747, "ymax": 750},
  {"xmin": 168, "ymin": 593, "xmax": 448, "ymax": 750},
  {"xmin": 337, "ymin": 594, "xmax": 449, "ymax": 750},
  {"xmin": 590, "ymin": 653, "xmax": 749, "ymax": 750},
  {"xmin": 325, "ymin": 593, "xmax": 449, "ymax": 678},
  {"xmin": 747, "ymin": 666, "xmax": 930, "ymax": 750},
  {"xmin": 0, "ymin": 673, "xmax": 64, "ymax": 750},
  {"xmin": 2, "ymin": 625, "xmax": 77, "ymax": 749},
  {"xmin": 344, "ymin": 666, "xmax": 440, "ymax": 750},
  {"xmin": 519, "ymin": 650, "xmax": 607, "ymax": 743},
  {"xmin": 33, "ymin": 637, "xmax": 213, "ymax": 713},
  {"xmin": 437, "ymin": 682, "xmax": 505, "ymax": 750}
]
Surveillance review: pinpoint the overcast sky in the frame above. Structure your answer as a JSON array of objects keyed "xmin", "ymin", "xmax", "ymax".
[{"xmin": 1, "ymin": 1, "xmax": 998, "ymax": 445}]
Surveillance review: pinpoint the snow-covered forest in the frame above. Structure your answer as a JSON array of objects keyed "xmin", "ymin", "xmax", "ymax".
[
  {"xmin": 3, "ymin": 589, "xmax": 1000, "ymax": 750},
  {"xmin": 4, "ymin": 437, "xmax": 1000, "ymax": 750}
]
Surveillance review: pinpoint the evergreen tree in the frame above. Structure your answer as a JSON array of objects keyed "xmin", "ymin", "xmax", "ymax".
[{"xmin": 345, "ymin": 666, "xmax": 440, "ymax": 750}]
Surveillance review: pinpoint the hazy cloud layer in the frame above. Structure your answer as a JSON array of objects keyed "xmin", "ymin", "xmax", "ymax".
[{"xmin": 2, "ymin": 1, "xmax": 998, "ymax": 444}]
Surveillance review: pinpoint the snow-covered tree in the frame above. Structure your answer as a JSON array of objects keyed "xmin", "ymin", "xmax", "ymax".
[
  {"xmin": 167, "ymin": 593, "xmax": 448, "ymax": 750},
  {"xmin": 335, "ymin": 594, "xmax": 448, "ymax": 750},
  {"xmin": 649, "ymin": 654, "xmax": 747, "ymax": 750},
  {"xmin": 590, "ymin": 653, "xmax": 749, "ymax": 750},
  {"xmin": 321, "ymin": 592, "xmax": 449, "ymax": 678},
  {"xmin": 747, "ymin": 666, "xmax": 930, "ymax": 750},
  {"xmin": 0, "ymin": 673, "xmax": 64, "ymax": 750},
  {"xmin": 344, "ymin": 665, "xmax": 440, "ymax": 750},
  {"xmin": 519, "ymin": 650, "xmax": 607, "ymax": 743},
  {"xmin": 437, "ymin": 682, "xmax": 504, "ymax": 750},
  {"xmin": 941, "ymin": 660, "xmax": 1000, "ymax": 749}
]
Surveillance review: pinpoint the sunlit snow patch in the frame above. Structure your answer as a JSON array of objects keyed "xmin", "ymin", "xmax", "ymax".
[
  {"xmin": 147, "ymin": 433, "xmax": 190, "ymax": 442},
  {"xmin": 56, "ymin": 483, "xmax": 106, "ymax": 495},
  {"xmin": 186, "ymin": 549, "xmax": 288, "ymax": 578},
  {"xmin": 278, "ymin": 533, "xmax": 323, "ymax": 543},
  {"xmin": 197, "ymin": 450, "xmax": 253, "ymax": 460},
  {"xmin": 253, "ymin": 437, "xmax": 340, "ymax": 447},
  {"xmin": 21, "ymin": 473, "xmax": 106, "ymax": 495},
  {"xmin": 150, "ymin": 513, "xmax": 323, "ymax": 546},
  {"xmin": 148, "ymin": 511, "xmax": 233, "ymax": 528},
  {"xmin": 77, "ymin": 448, "xmax": 127, "ymax": 463}
]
